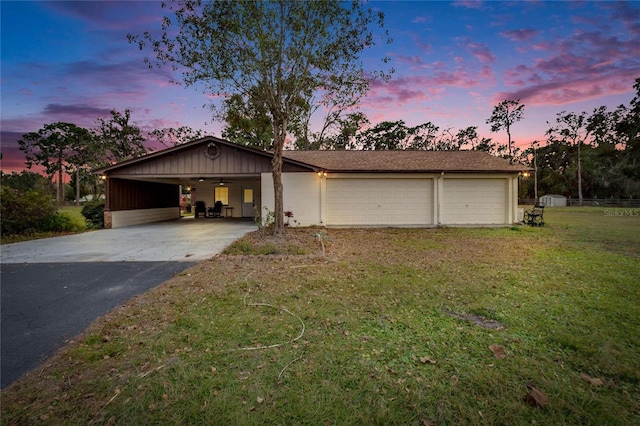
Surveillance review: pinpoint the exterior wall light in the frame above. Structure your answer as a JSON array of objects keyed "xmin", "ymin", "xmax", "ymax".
[{"xmin": 100, "ymin": 175, "xmax": 107, "ymax": 180}]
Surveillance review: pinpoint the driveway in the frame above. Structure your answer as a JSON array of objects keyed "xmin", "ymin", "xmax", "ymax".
[{"xmin": 1, "ymin": 218, "xmax": 256, "ymax": 388}]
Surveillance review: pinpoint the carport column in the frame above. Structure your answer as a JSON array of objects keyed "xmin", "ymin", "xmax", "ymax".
[
  {"xmin": 104, "ymin": 211, "xmax": 113, "ymax": 229},
  {"xmin": 104, "ymin": 176, "xmax": 112, "ymax": 229}
]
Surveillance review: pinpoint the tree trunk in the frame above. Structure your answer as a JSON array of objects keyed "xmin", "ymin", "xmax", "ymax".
[
  {"xmin": 577, "ymin": 141, "xmax": 583, "ymax": 206},
  {"xmin": 75, "ymin": 167, "xmax": 81, "ymax": 207},
  {"xmin": 533, "ymin": 146, "xmax": 538, "ymax": 201},
  {"xmin": 271, "ymin": 118, "xmax": 287, "ymax": 236},
  {"xmin": 507, "ymin": 126, "xmax": 513, "ymax": 163},
  {"xmin": 57, "ymin": 164, "xmax": 63, "ymax": 206}
]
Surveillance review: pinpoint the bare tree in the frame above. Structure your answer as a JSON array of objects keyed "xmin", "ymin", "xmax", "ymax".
[{"xmin": 487, "ymin": 99, "xmax": 525, "ymax": 163}]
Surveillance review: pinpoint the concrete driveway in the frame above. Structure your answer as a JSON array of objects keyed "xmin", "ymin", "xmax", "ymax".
[
  {"xmin": 1, "ymin": 217, "xmax": 257, "ymax": 263},
  {"xmin": 1, "ymin": 218, "xmax": 256, "ymax": 388}
]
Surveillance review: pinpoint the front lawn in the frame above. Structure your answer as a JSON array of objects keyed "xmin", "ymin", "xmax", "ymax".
[{"xmin": 2, "ymin": 207, "xmax": 639, "ymax": 425}]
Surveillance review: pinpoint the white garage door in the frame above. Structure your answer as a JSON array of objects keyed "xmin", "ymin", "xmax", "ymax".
[
  {"xmin": 442, "ymin": 179, "xmax": 506, "ymax": 225},
  {"xmin": 326, "ymin": 178, "xmax": 433, "ymax": 226}
]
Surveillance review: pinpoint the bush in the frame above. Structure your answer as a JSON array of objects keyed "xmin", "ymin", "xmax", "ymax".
[
  {"xmin": 81, "ymin": 200, "xmax": 105, "ymax": 229},
  {"xmin": 42, "ymin": 212, "xmax": 85, "ymax": 233},
  {"xmin": 0, "ymin": 186, "xmax": 58, "ymax": 236}
]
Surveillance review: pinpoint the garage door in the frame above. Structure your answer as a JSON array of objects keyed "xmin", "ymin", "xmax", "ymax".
[
  {"xmin": 326, "ymin": 178, "xmax": 433, "ymax": 226},
  {"xmin": 442, "ymin": 179, "xmax": 506, "ymax": 225}
]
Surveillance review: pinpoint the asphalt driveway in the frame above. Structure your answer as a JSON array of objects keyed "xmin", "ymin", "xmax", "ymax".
[{"xmin": 1, "ymin": 218, "xmax": 256, "ymax": 388}]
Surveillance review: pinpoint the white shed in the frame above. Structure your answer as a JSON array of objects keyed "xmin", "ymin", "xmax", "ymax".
[{"xmin": 539, "ymin": 194, "xmax": 567, "ymax": 207}]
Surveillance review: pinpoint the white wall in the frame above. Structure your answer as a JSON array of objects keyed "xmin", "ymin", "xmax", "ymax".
[
  {"xmin": 261, "ymin": 172, "xmax": 321, "ymax": 226},
  {"xmin": 110, "ymin": 207, "xmax": 180, "ymax": 228}
]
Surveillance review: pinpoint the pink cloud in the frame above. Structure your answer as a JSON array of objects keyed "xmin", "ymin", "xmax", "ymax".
[
  {"xmin": 366, "ymin": 61, "xmax": 494, "ymax": 108},
  {"xmin": 500, "ymin": 28, "xmax": 539, "ymax": 42},
  {"xmin": 495, "ymin": 71, "xmax": 636, "ymax": 106},
  {"xmin": 457, "ymin": 38, "xmax": 495, "ymax": 63},
  {"xmin": 499, "ymin": 22, "xmax": 640, "ymax": 106}
]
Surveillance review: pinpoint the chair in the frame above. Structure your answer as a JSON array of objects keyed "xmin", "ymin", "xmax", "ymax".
[
  {"xmin": 208, "ymin": 201, "xmax": 223, "ymax": 218},
  {"xmin": 524, "ymin": 203, "xmax": 545, "ymax": 226},
  {"xmin": 194, "ymin": 201, "xmax": 206, "ymax": 218}
]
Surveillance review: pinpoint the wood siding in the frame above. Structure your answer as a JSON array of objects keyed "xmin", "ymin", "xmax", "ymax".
[
  {"xmin": 109, "ymin": 142, "xmax": 309, "ymax": 177},
  {"xmin": 107, "ymin": 178, "xmax": 179, "ymax": 210}
]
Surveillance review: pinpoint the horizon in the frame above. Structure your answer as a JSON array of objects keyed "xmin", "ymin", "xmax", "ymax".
[{"xmin": 2, "ymin": 1, "xmax": 639, "ymax": 175}]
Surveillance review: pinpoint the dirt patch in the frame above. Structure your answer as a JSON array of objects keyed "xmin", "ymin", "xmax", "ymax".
[{"xmin": 444, "ymin": 309, "xmax": 505, "ymax": 330}]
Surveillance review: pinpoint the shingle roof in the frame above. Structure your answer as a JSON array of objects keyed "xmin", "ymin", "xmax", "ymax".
[{"xmin": 282, "ymin": 150, "xmax": 528, "ymax": 173}]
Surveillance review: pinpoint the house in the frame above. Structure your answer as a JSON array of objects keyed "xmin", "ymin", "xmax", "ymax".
[{"xmin": 95, "ymin": 136, "xmax": 529, "ymax": 228}]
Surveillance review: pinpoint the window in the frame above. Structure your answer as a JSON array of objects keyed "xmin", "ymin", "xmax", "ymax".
[{"xmin": 215, "ymin": 186, "xmax": 229, "ymax": 205}]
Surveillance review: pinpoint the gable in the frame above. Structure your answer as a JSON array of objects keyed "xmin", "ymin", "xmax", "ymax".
[{"xmin": 98, "ymin": 137, "xmax": 313, "ymax": 178}]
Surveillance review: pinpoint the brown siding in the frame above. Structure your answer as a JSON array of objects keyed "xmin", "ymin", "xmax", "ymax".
[
  {"xmin": 112, "ymin": 143, "xmax": 279, "ymax": 177},
  {"xmin": 106, "ymin": 178, "xmax": 179, "ymax": 211}
]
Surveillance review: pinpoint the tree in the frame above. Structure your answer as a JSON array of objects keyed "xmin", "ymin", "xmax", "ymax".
[
  {"xmin": 0, "ymin": 170, "xmax": 54, "ymax": 194},
  {"xmin": 357, "ymin": 120, "xmax": 409, "ymax": 150},
  {"xmin": 546, "ymin": 111, "xmax": 592, "ymax": 206},
  {"xmin": 129, "ymin": 0, "xmax": 391, "ymax": 235},
  {"xmin": 95, "ymin": 109, "xmax": 148, "ymax": 163},
  {"xmin": 616, "ymin": 78, "xmax": 640, "ymax": 181},
  {"xmin": 314, "ymin": 112, "xmax": 369, "ymax": 150},
  {"xmin": 18, "ymin": 122, "xmax": 92, "ymax": 205},
  {"xmin": 221, "ymin": 92, "xmax": 274, "ymax": 150},
  {"xmin": 148, "ymin": 126, "xmax": 205, "ymax": 148},
  {"xmin": 486, "ymin": 99, "xmax": 525, "ymax": 163}
]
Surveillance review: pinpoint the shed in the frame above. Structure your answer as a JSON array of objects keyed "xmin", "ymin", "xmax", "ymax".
[{"xmin": 539, "ymin": 194, "xmax": 567, "ymax": 207}]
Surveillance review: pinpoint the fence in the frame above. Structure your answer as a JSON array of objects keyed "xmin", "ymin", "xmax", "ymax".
[
  {"xmin": 566, "ymin": 198, "xmax": 640, "ymax": 207},
  {"xmin": 519, "ymin": 198, "xmax": 640, "ymax": 207}
]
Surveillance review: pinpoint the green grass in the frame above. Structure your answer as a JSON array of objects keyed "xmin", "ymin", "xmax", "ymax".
[{"xmin": 2, "ymin": 207, "xmax": 639, "ymax": 425}]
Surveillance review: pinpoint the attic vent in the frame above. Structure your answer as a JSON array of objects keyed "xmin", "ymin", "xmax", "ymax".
[{"xmin": 205, "ymin": 142, "xmax": 221, "ymax": 160}]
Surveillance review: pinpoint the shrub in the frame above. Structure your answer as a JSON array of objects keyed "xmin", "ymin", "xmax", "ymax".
[
  {"xmin": 42, "ymin": 212, "xmax": 85, "ymax": 233},
  {"xmin": 0, "ymin": 186, "xmax": 58, "ymax": 236},
  {"xmin": 81, "ymin": 200, "xmax": 105, "ymax": 229}
]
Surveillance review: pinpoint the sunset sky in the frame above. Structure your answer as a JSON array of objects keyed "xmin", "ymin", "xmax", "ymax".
[{"xmin": 2, "ymin": 1, "xmax": 639, "ymax": 173}]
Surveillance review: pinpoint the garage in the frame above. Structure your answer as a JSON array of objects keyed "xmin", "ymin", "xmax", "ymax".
[
  {"xmin": 326, "ymin": 178, "xmax": 433, "ymax": 226},
  {"xmin": 441, "ymin": 178, "xmax": 507, "ymax": 225}
]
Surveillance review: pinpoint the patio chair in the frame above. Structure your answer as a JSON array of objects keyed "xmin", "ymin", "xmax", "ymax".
[
  {"xmin": 194, "ymin": 201, "xmax": 206, "ymax": 218},
  {"xmin": 523, "ymin": 203, "xmax": 545, "ymax": 226}
]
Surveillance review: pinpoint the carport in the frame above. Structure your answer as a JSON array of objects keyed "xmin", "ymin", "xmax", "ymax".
[{"xmin": 95, "ymin": 137, "xmax": 313, "ymax": 228}]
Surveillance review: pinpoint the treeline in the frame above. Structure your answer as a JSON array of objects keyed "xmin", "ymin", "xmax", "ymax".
[
  {"xmin": 222, "ymin": 78, "xmax": 639, "ymax": 200},
  {"xmin": 8, "ymin": 79, "xmax": 640, "ymax": 216},
  {"xmin": 14, "ymin": 109, "xmax": 204, "ymax": 206}
]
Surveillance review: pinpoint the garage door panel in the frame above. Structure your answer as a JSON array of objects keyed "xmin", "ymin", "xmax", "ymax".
[
  {"xmin": 327, "ymin": 178, "xmax": 433, "ymax": 226},
  {"xmin": 442, "ymin": 179, "xmax": 506, "ymax": 224}
]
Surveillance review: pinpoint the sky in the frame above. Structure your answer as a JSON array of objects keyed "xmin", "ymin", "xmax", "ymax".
[{"xmin": 2, "ymin": 0, "xmax": 640, "ymax": 174}]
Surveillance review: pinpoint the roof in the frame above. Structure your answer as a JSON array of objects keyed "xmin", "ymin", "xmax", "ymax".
[
  {"xmin": 95, "ymin": 137, "xmax": 530, "ymax": 175},
  {"xmin": 283, "ymin": 150, "xmax": 529, "ymax": 173}
]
